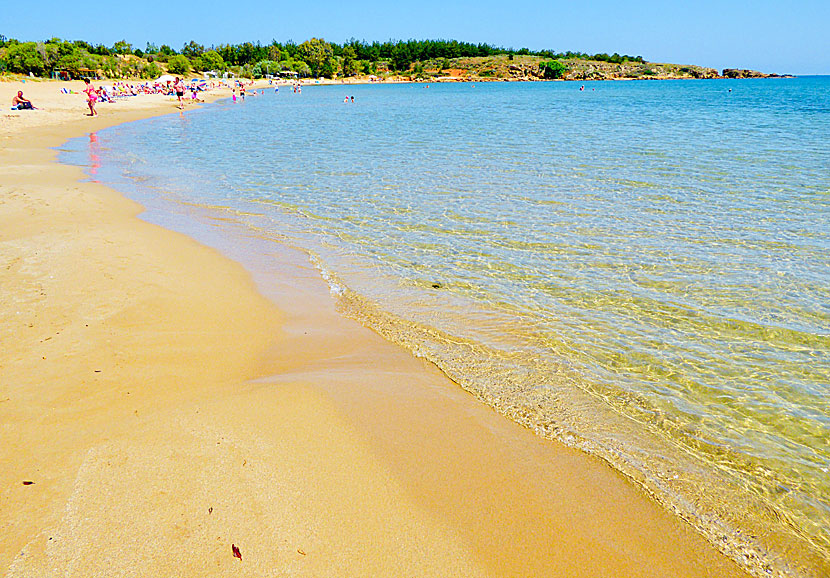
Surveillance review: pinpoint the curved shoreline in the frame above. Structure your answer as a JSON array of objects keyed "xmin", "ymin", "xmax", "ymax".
[{"xmin": 1, "ymin": 80, "xmax": 753, "ymax": 577}]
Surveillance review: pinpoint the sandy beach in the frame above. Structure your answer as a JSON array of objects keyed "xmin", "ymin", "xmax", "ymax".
[{"xmin": 1, "ymin": 79, "xmax": 751, "ymax": 577}]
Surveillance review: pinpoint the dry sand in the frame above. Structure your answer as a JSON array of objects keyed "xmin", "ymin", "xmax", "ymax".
[{"xmin": 1, "ymin": 79, "xmax": 750, "ymax": 577}]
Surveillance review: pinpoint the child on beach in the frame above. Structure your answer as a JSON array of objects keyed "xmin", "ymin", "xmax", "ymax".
[{"xmin": 83, "ymin": 78, "xmax": 98, "ymax": 116}]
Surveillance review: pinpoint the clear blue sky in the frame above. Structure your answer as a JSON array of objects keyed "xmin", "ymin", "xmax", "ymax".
[{"xmin": 3, "ymin": 0, "xmax": 828, "ymax": 74}]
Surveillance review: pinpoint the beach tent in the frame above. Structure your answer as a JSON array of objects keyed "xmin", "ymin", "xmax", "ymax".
[{"xmin": 155, "ymin": 74, "xmax": 177, "ymax": 83}]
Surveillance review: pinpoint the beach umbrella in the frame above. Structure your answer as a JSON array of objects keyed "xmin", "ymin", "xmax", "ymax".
[{"xmin": 155, "ymin": 74, "xmax": 177, "ymax": 83}]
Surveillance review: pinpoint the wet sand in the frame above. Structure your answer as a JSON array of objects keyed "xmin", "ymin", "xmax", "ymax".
[{"xmin": 0, "ymin": 79, "xmax": 750, "ymax": 577}]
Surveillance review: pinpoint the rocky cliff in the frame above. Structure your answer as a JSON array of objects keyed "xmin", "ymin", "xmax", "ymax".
[
  {"xmin": 722, "ymin": 68, "xmax": 792, "ymax": 78},
  {"xmin": 409, "ymin": 55, "xmax": 788, "ymax": 82}
]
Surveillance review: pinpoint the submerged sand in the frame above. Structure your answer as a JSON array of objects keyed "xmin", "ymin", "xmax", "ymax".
[{"xmin": 1, "ymin": 79, "xmax": 750, "ymax": 577}]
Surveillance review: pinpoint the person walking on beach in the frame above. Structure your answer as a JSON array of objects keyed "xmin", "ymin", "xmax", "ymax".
[
  {"xmin": 174, "ymin": 77, "xmax": 185, "ymax": 109},
  {"xmin": 83, "ymin": 78, "xmax": 98, "ymax": 116}
]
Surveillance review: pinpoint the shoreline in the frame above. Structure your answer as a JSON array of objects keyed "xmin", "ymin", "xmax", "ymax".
[{"xmin": 2, "ymin": 80, "xmax": 752, "ymax": 576}]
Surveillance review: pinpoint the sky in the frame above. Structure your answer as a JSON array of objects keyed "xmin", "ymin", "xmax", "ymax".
[{"xmin": 3, "ymin": 0, "xmax": 829, "ymax": 74}]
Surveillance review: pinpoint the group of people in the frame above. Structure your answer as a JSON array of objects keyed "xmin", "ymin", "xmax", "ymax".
[
  {"xmin": 11, "ymin": 76, "xmax": 353, "ymax": 117},
  {"xmin": 76, "ymin": 76, "xmax": 213, "ymax": 115},
  {"xmin": 231, "ymin": 79, "xmax": 264, "ymax": 102}
]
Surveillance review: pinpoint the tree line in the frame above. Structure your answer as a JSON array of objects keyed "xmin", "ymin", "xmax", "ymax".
[{"xmin": 0, "ymin": 34, "xmax": 645, "ymax": 79}]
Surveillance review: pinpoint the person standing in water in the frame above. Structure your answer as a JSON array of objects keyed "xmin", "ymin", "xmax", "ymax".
[
  {"xmin": 173, "ymin": 77, "xmax": 185, "ymax": 109},
  {"xmin": 83, "ymin": 78, "xmax": 98, "ymax": 116}
]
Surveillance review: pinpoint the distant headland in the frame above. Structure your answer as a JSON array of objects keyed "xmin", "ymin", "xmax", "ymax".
[{"xmin": 0, "ymin": 36, "xmax": 791, "ymax": 81}]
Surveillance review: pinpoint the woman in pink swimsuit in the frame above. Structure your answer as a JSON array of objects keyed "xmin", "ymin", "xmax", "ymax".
[{"xmin": 83, "ymin": 78, "xmax": 98, "ymax": 116}]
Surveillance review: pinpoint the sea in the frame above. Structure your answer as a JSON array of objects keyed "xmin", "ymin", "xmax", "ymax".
[{"xmin": 60, "ymin": 77, "xmax": 830, "ymax": 577}]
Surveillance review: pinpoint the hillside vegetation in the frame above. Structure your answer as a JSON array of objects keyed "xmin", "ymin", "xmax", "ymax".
[{"xmin": 0, "ymin": 36, "xmax": 781, "ymax": 81}]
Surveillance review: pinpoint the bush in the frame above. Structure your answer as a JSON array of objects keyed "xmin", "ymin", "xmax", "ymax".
[
  {"xmin": 167, "ymin": 54, "xmax": 191, "ymax": 75},
  {"xmin": 540, "ymin": 60, "xmax": 566, "ymax": 79},
  {"xmin": 141, "ymin": 62, "xmax": 162, "ymax": 79},
  {"xmin": 101, "ymin": 56, "xmax": 120, "ymax": 78}
]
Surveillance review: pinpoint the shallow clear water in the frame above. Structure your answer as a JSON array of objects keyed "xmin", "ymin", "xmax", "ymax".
[{"xmin": 62, "ymin": 78, "xmax": 830, "ymax": 576}]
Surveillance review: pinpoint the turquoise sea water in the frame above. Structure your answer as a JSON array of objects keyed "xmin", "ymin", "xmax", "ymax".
[{"xmin": 62, "ymin": 78, "xmax": 829, "ymax": 576}]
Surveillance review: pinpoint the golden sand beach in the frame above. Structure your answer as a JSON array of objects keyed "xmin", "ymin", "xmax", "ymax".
[{"xmin": 1, "ymin": 79, "xmax": 751, "ymax": 577}]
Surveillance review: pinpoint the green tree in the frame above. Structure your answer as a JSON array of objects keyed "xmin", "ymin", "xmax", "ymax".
[
  {"xmin": 341, "ymin": 45, "xmax": 359, "ymax": 77},
  {"xmin": 167, "ymin": 54, "xmax": 191, "ymax": 75},
  {"xmin": 199, "ymin": 49, "xmax": 224, "ymax": 71},
  {"xmin": 298, "ymin": 37, "xmax": 333, "ymax": 77},
  {"xmin": 53, "ymin": 43, "xmax": 89, "ymax": 77},
  {"xmin": 267, "ymin": 44, "xmax": 284, "ymax": 62},
  {"xmin": 252, "ymin": 59, "xmax": 281, "ymax": 77},
  {"xmin": 281, "ymin": 58, "xmax": 311, "ymax": 77},
  {"xmin": 182, "ymin": 40, "xmax": 205, "ymax": 58},
  {"xmin": 112, "ymin": 39, "xmax": 132, "ymax": 54},
  {"xmin": 4, "ymin": 42, "xmax": 46, "ymax": 75},
  {"xmin": 319, "ymin": 58, "xmax": 337, "ymax": 78},
  {"xmin": 391, "ymin": 43, "xmax": 412, "ymax": 71}
]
